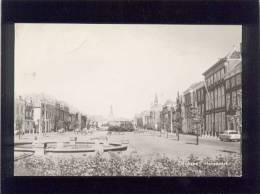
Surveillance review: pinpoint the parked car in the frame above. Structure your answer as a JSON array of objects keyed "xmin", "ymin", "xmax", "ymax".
[
  {"xmin": 58, "ymin": 128, "xmax": 65, "ymax": 133},
  {"xmin": 219, "ymin": 130, "xmax": 240, "ymax": 142}
]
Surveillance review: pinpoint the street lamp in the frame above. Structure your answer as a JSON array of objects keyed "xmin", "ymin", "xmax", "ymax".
[{"xmin": 190, "ymin": 106, "xmax": 200, "ymax": 145}]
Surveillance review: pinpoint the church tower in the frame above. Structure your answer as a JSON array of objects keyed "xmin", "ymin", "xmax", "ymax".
[
  {"xmin": 154, "ymin": 93, "xmax": 158, "ymax": 105},
  {"xmin": 108, "ymin": 105, "xmax": 114, "ymax": 120}
]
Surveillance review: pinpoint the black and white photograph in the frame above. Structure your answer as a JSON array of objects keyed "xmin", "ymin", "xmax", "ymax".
[{"xmin": 14, "ymin": 24, "xmax": 242, "ymax": 176}]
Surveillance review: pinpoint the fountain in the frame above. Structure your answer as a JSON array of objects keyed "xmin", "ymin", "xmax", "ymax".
[{"xmin": 14, "ymin": 135, "xmax": 128, "ymax": 157}]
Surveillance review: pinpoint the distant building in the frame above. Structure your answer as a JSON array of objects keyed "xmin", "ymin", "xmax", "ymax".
[
  {"xmin": 14, "ymin": 96, "xmax": 25, "ymax": 133},
  {"xmin": 195, "ymin": 82, "xmax": 206, "ymax": 136},
  {"xmin": 24, "ymin": 98, "xmax": 34, "ymax": 134},
  {"xmin": 183, "ymin": 81, "xmax": 205, "ymax": 134},
  {"xmin": 134, "ymin": 113, "xmax": 143, "ymax": 129},
  {"xmin": 160, "ymin": 99, "xmax": 175, "ymax": 133},
  {"xmin": 142, "ymin": 111, "xmax": 150, "ymax": 129},
  {"xmin": 32, "ymin": 97, "xmax": 55, "ymax": 134},
  {"xmin": 149, "ymin": 94, "xmax": 162, "ymax": 130},
  {"xmin": 81, "ymin": 115, "xmax": 87, "ymax": 129}
]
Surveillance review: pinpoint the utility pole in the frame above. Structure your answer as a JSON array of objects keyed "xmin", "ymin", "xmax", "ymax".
[{"xmin": 170, "ymin": 107, "xmax": 173, "ymax": 134}]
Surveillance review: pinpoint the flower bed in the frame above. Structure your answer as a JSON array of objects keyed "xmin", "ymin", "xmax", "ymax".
[{"xmin": 14, "ymin": 152, "xmax": 241, "ymax": 176}]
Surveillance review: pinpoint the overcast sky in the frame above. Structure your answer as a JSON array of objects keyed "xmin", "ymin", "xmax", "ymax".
[{"xmin": 15, "ymin": 24, "xmax": 241, "ymax": 119}]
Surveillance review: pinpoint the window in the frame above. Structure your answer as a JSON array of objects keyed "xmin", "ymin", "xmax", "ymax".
[
  {"xmin": 209, "ymin": 114, "xmax": 211, "ymax": 132},
  {"xmin": 226, "ymin": 79, "xmax": 230, "ymax": 90},
  {"xmin": 231, "ymin": 76, "xmax": 236, "ymax": 88},
  {"xmin": 221, "ymin": 86, "xmax": 225, "ymax": 107},
  {"xmin": 217, "ymin": 71, "xmax": 220, "ymax": 82},
  {"xmin": 214, "ymin": 89, "xmax": 218, "ymax": 108},
  {"xmin": 218, "ymin": 87, "xmax": 221, "ymax": 108},
  {"xmin": 206, "ymin": 115, "xmax": 208, "ymax": 132},
  {"xmin": 214, "ymin": 73, "xmax": 217, "ymax": 84},
  {"xmin": 237, "ymin": 89, "xmax": 242, "ymax": 108},
  {"xmin": 206, "ymin": 79, "xmax": 210, "ymax": 88},
  {"xmin": 226, "ymin": 93, "xmax": 230, "ymax": 111},
  {"xmin": 211, "ymin": 113, "xmax": 215, "ymax": 133},
  {"xmin": 220, "ymin": 68, "xmax": 225, "ymax": 79},
  {"xmin": 205, "ymin": 95, "xmax": 208, "ymax": 110},
  {"xmin": 215, "ymin": 114, "xmax": 219, "ymax": 134},
  {"xmin": 232, "ymin": 91, "xmax": 237, "ymax": 108},
  {"xmin": 211, "ymin": 91, "xmax": 214, "ymax": 109},
  {"xmin": 236, "ymin": 74, "xmax": 241, "ymax": 86}
]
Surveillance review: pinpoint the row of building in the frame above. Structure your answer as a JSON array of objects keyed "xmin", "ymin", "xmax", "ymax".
[
  {"xmin": 134, "ymin": 45, "xmax": 242, "ymax": 137},
  {"xmin": 15, "ymin": 93, "xmax": 89, "ymax": 134}
]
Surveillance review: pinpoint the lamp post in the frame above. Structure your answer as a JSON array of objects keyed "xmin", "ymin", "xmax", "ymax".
[
  {"xmin": 190, "ymin": 106, "xmax": 200, "ymax": 145},
  {"xmin": 170, "ymin": 106, "xmax": 173, "ymax": 134},
  {"xmin": 176, "ymin": 92, "xmax": 182, "ymax": 141}
]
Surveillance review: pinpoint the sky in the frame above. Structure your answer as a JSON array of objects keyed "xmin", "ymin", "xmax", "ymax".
[{"xmin": 15, "ymin": 24, "xmax": 241, "ymax": 119}]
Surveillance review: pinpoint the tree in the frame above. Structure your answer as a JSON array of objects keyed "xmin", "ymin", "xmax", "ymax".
[
  {"xmin": 64, "ymin": 120, "xmax": 71, "ymax": 131},
  {"xmin": 174, "ymin": 92, "xmax": 183, "ymax": 141},
  {"xmin": 16, "ymin": 118, "xmax": 23, "ymax": 139},
  {"xmin": 189, "ymin": 106, "xmax": 203, "ymax": 145}
]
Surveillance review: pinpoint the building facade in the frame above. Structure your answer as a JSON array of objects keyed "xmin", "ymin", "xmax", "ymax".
[
  {"xmin": 24, "ymin": 98, "xmax": 34, "ymax": 134},
  {"xmin": 15, "ymin": 96, "xmax": 25, "ymax": 133},
  {"xmin": 183, "ymin": 82, "xmax": 203, "ymax": 134},
  {"xmin": 225, "ymin": 61, "xmax": 242, "ymax": 133},
  {"xmin": 203, "ymin": 48, "xmax": 241, "ymax": 137},
  {"xmin": 149, "ymin": 94, "xmax": 162, "ymax": 130},
  {"xmin": 195, "ymin": 83, "xmax": 206, "ymax": 136},
  {"xmin": 160, "ymin": 100, "xmax": 175, "ymax": 133}
]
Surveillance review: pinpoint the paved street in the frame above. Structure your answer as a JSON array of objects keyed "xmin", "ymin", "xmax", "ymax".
[{"xmin": 15, "ymin": 129, "xmax": 240, "ymax": 159}]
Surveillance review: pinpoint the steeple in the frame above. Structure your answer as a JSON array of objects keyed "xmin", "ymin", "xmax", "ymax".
[
  {"xmin": 109, "ymin": 105, "xmax": 114, "ymax": 120},
  {"xmin": 154, "ymin": 93, "xmax": 158, "ymax": 105}
]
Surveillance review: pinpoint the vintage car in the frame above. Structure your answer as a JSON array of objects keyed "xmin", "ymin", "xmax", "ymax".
[
  {"xmin": 58, "ymin": 128, "xmax": 65, "ymax": 133},
  {"xmin": 219, "ymin": 130, "xmax": 241, "ymax": 142}
]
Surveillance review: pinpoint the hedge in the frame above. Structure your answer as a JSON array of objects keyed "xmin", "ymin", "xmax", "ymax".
[{"xmin": 14, "ymin": 152, "xmax": 241, "ymax": 176}]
